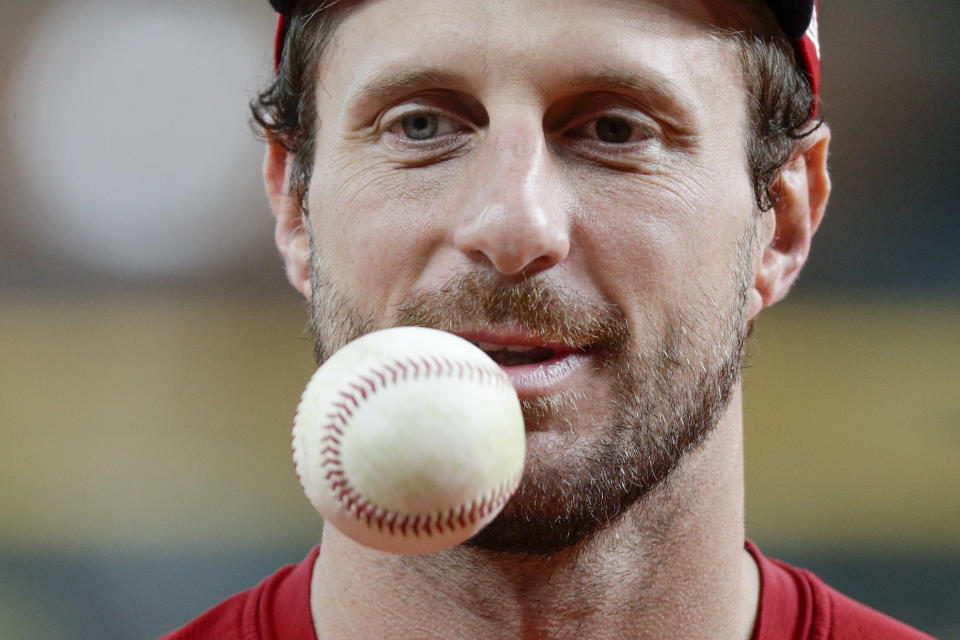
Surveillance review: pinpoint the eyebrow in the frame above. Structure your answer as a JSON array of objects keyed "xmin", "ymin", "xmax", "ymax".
[
  {"xmin": 549, "ymin": 69, "xmax": 698, "ymax": 128},
  {"xmin": 346, "ymin": 67, "xmax": 472, "ymax": 113},
  {"xmin": 344, "ymin": 65, "xmax": 699, "ymax": 134}
]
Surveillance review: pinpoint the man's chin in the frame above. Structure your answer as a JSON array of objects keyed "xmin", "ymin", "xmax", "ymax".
[
  {"xmin": 462, "ymin": 448, "xmax": 646, "ymax": 556},
  {"xmin": 464, "ymin": 497, "xmax": 605, "ymax": 556}
]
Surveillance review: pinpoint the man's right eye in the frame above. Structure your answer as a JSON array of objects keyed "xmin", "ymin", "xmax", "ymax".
[
  {"xmin": 379, "ymin": 104, "xmax": 479, "ymax": 162},
  {"xmin": 401, "ymin": 113, "xmax": 439, "ymax": 140},
  {"xmin": 385, "ymin": 109, "xmax": 468, "ymax": 144}
]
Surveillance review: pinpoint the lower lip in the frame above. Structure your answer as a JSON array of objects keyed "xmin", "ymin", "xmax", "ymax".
[{"xmin": 499, "ymin": 351, "xmax": 591, "ymax": 398}]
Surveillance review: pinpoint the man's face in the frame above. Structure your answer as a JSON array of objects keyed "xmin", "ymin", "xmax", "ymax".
[{"xmin": 302, "ymin": 0, "xmax": 760, "ymax": 554}]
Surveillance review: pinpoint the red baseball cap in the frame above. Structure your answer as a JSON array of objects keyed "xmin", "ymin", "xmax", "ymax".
[{"xmin": 268, "ymin": 0, "xmax": 820, "ymax": 116}]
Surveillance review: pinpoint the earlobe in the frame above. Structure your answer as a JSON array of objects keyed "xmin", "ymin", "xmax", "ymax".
[
  {"xmin": 264, "ymin": 141, "xmax": 312, "ymax": 299},
  {"xmin": 750, "ymin": 124, "xmax": 831, "ymax": 317}
]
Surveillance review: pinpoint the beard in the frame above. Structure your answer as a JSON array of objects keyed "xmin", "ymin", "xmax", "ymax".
[{"xmin": 306, "ymin": 228, "xmax": 754, "ymax": 556}]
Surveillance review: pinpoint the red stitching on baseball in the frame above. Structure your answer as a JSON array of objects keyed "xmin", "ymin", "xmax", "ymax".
[
  {"xmin": 349, "ymin": 382, "xmax": 368, "ymax": 400},
  {"xmin": 339, "ymin": 390, "xmax": 359, "ymax": 408},
  {"xmin": 359, "ymin": 374, "xmax": 378, "ymax": 394},
  {"xmin": 432, "ymin": 355, "xmax": 446, "ymax": 376},
  {"xmin": 327, "ymin": 412, "xmax": 347, "ymax": 428},
  {"xmin": 384, "ymin": 363, "xmax": 398, "ymax": 383}
]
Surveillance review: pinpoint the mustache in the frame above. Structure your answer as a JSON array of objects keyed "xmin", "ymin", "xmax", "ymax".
[{"xmin": 394, "ymin": 271, "xmax": 628, "ymax": 349}]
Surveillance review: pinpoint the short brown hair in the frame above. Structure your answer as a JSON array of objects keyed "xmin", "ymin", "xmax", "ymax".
[{"xmin": 251, "ymin": 1, "xmax": 819, "ymax": 212}]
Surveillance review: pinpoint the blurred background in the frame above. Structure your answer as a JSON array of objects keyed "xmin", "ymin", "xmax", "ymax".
[{"xmin": 0, "ymin": 1, "xmax": 957, "ymax": 638}]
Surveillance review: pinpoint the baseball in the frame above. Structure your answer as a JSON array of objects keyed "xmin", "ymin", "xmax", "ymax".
[{"xmin": 292, "ymin": 326, "xmax": 526, "ymax": 554}]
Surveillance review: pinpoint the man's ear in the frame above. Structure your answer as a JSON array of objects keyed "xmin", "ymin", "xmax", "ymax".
[
  {"xmin": 264, "ymin": 141, "xmax": 312, "ymax": 300},
  {"xmin": 748, "ymin": 124, "xmax": 831, "ymax": 320}
]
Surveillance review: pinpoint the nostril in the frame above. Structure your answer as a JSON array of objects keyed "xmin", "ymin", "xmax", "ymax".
[{"xmin": 521, "ymin": 253, "xmax": 563, "ymax": 276}]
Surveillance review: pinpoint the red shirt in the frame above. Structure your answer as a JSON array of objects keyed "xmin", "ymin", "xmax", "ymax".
[
  {"xmin": 159, "ymin": 542, "xmax": 934, "ymax": 639},
  {"xmin": 743, "ymin": 541, "xmax": 934, "ymax": 640}
]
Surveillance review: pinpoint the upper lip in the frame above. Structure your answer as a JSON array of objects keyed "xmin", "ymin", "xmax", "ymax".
[{"xmin": 454, "ymin": 329, "xmax": 589, "ymax": 353}]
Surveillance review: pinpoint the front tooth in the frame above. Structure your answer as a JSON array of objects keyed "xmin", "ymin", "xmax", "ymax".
[
  {"xmin": 476, "ymin": 341, "xmax": 507, "ymax": 352},
  {"xmin": 505, "ymin": 345, "xmax": 537, "ymax": 353}
]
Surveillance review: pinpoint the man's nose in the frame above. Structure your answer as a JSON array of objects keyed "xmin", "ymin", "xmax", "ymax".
[{"xmin": 453, "ymin": 125, "xmax": 571, "ymax": 278}]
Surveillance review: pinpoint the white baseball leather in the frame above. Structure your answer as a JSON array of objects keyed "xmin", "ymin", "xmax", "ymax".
[{"xmin": 292, "ymin": 327, "xmax": 525, "ymax": 554}]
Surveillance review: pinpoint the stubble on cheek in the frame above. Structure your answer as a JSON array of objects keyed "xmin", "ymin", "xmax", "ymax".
[{"xmin": 307, "ymin": 231, "xmax": 376, "ymax": 365}]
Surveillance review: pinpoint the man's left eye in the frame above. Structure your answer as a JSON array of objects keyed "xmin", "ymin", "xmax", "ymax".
[
  {"xmin": 594, "ymin": 116, "xmax": 633, "ymax": 143},
  {"xmin": 568, "ymin": 114, "xmax": 655, "ymax": 145}
]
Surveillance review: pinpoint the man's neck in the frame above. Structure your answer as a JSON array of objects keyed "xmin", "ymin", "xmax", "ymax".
[{"xmin": 309, "ymin": 388, "xmax": 758, "ymax": 640}]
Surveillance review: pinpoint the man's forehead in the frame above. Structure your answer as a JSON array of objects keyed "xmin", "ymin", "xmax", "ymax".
[
  {"xmin": 271, "ymin": 0, "xmax": 819, "ymax": 115},
  {"xmin": 320, "ymin": 0, "xmax": 741, "ymax": 96},
  {"xmin": 322, "ymin": 0, "xmax": 764, "ymax": 44}
]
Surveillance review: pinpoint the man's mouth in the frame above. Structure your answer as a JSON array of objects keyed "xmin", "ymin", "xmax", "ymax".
[
  {"xmin": 460, "ymin": 334, "xmax": 593, "ymax": 399},
  {"xmin": 473, "ymin": 342, "xmax": 557, "ymax": 366}
]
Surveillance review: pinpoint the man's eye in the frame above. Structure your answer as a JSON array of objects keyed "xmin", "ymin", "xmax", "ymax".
[
  {"xmin": 594, "ymin": 116, "xmax": 633, "ymax": 143},
  {"xmin": 401, "ymin": 113, "xmax": 440, "ymax": 140},
  {"xmin": 382, "ymin": 108, "xmax": 472, "ymax": 159},
  {"xmin": 566, "ymin": 113, "xmax": 655, "ymax": 146}
]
